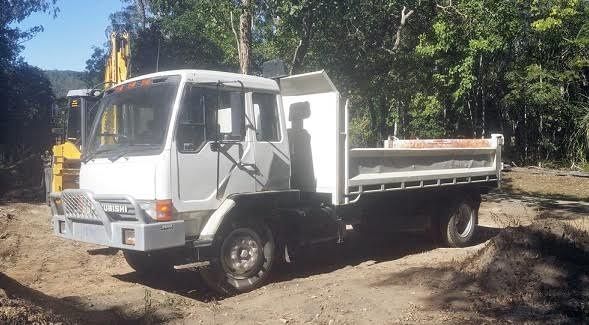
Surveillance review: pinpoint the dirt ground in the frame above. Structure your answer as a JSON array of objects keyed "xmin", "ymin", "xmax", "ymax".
[
  {"xmin": 502, "ymin": 167, "xmax": 589, "ymax": 201},
  {"xmin": 1, "ymin": 168, "xmax": 588, "ymax": 324}
]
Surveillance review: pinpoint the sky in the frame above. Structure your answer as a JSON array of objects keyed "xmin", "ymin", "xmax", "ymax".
[{"xmin": 17, "ymin": 0, "xmax": 125, "ymax": 71}]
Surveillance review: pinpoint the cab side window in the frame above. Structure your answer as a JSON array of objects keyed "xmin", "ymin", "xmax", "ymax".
[
  {"xmin": 253, "ymin": 93, "xmax": 281, "ymax": 142},
  {"xmin": 176, "ymin": 86, "xmax": 246, "ymax": 152},
  {"xmin": 176, "ymin": 86, "xmax": 208, "ymax": 152}
]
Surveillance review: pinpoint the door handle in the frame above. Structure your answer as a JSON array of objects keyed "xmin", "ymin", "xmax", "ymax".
[{"xmin": 239, "ymin": 162, "xmax": 259, "ymax": 174}]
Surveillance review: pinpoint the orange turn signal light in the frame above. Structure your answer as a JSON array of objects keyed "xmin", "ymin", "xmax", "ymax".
[{"xmin": 155, "ymin": 199, "xmax": 173, "ymax": 222}]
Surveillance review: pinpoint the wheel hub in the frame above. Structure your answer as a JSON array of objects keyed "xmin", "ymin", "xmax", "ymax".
[
  {"xmin": 225, "ymin": 235, "xmax": 261, "ymax": 276},
  {"xmin": 455, "ymin": 205, "xmax": 474, "ymax": 238}
]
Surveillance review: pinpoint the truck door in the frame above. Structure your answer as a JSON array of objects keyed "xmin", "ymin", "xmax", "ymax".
[
  {"xmin": 251, "ymin": 92, "xmax": 291, "ymax": 191},
  {"xmin": 173, "ymin": 84, "xmax": 254, "ymax": 210}
]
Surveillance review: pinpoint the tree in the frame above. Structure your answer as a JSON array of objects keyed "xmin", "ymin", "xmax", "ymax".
[
  {"xmin": 415, "ymin": 0, "xmax": 589, "ymax": 163},
  {"xmin": 0, "ymin": 0, "xmax": 58, "ymax": 70},
  {"xmin": 0, "ymin": 0, "xmax": 58, "ymax": 190},
  {"xmin": 0, "ymin": 62, "xmax": 54, "ymax": 162},
  {"xmin": 89, "ymin": 0, "xmax": 589, "ymax": 165},
  {"xmin": 84, "ymin": 46, "xmax": 106, "ymax": 87}
]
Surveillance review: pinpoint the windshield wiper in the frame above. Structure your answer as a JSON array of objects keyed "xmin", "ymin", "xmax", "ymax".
[
  {"xmin": 107, "ymin": 145, "xmax": 157, "ymax": 162},
  {"xmin": 82, "ymin": 147, "xmax": 114, "ymax": 163}
]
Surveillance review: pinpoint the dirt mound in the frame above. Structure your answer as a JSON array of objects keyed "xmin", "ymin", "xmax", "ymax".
[
  {"xmin": 388, "ymin": 221, "xmax": 589, "ymax": 323},
  {"xmin": 463, "ymin": 222, "xmax": 589, "ymax": 318},
  {"xmin": 0, "ymin": 288, "xmax": 68, "ymax": 325}
]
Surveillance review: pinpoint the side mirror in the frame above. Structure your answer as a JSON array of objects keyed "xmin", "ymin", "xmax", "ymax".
[
  {"xmin": 215, "ymin": 90, "xmax": 246, "ymax": 140},
  {"xmin": 217, "ymin": 108, "xmax": 233, "ymax": 134}
]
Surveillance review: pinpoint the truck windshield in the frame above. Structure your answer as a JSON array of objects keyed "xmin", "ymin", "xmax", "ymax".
[{"xmin": 85, "ymin": 76, "xmax": 180, "ymax": 160}]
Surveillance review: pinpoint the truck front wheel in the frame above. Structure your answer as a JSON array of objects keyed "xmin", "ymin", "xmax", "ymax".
[
  {"xmin": 200, "ymin": 222, "xmax": 275, "ymax": 295},
  {"xmin": 441, "ymin": 197, "xmax": 479, "ymax": 248}
]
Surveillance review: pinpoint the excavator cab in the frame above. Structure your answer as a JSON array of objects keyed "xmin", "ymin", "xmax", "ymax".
[
  {"xmin": 47, "ymin": 90, "xmax": 99, "ymax": 195},
  {"xmin": 45, "ymin": 31, "xmax": 130, "ymax": 201},
  {"xmin": 65, "ymin": 89, "xmax": 100, "ymax": 149}
]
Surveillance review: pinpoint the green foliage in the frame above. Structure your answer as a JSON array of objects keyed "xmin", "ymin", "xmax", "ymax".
[
  {"xmin": 412, "ymin": 0, "xmax": 589, "ymax": 163},
  {"xmin": 0, "ymin": 0, "xmax": 58, "ymax": 164},
  {"xmin": 43, "ymin": 70, "xmax": 87, "ymax": 98},
  {"xmin": 408, "ymin": 93, "xmax": 445, "ymax": 139},
  {"xmin": 84, "ymin": 47, "xmax": 106, "ymax": 87},
  {"xmin": 348, "ymin": 111, "xmax": 375, "ymax": 148},
  {"xmin": 0, "ymin": 62, "xmax": 54, "ymax": 160},
  {"xmin": 83, "ymin": 0, "xmax": 589, "ymax": 164}
]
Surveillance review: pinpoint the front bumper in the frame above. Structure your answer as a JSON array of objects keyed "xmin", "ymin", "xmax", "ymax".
[{"xmin": 50, "ymin": 190, "xmax": 186, "ymax": 251}]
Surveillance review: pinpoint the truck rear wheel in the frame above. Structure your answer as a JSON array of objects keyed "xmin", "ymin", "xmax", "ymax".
[
  {"xmin": 200, "ymin": 222, "xmax": 275, "ymax": 295},
  {"xmin": 123, "ymin": 250, "xmax": 174, "ymax": 275},
  {"xmin": 441, "ymin": 197, "xmax": 479, "ymax": 248}
]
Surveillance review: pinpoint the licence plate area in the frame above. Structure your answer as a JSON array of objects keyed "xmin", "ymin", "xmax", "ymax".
[{"xmin": 52, "ymin": 216, "xmax": 186, "ymax": 251}]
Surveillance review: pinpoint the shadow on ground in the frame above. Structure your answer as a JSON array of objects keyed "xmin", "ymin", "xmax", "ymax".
[
  {"xmin": 114, "ymin": 227, "xmax": 500, "ymax": 302},
  {"xmin": 373, "ymin": 223, "xmax": 589, "ymax": 323},
  {"xmin": 0, "ymin": 272, "xmax": 170, "ymax": 324},
  {"xmin": 487, "ymin": 191, "xmax": 589, "ymax": 217}
]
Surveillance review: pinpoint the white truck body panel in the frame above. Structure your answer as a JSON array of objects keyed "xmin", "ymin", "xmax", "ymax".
[
  {"xmin": 79, "ymin": 153, "xmax": 170, "ymax": 200},
  {"xmin": 280, "ymin": 71, "xmax": 343, "ymax": 205}
]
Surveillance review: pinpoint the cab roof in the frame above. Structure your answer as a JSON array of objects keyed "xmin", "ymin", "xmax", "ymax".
[{"xmin": 118, "ymin": 69, "xmax": 280, "ymax": 93}]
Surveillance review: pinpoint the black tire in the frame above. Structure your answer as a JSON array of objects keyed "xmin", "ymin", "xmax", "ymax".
[
  {"xmin": 123, "ymin": 250, "xmax": 174, "ymax": 275},
  {"xmin": 441, "ymin": 197, "xmax": 479, "ymax": 248},
  {"xmin": 200, "ymin": 221, "xmax": 275, "ymax": 295}
]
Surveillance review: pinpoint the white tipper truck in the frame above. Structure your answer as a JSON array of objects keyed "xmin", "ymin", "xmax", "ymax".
[{"xmin": 49, "ymin": 69, "xmax": 503, "ymax": 294}]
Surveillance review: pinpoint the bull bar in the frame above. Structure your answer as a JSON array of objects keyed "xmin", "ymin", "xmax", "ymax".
[{"xmin": 49, "ymin": 189, "xmax": 186, "ymax": 251}]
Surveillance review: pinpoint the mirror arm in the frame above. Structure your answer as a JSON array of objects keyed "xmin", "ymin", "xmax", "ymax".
[{"xmin": 235, "ymin": 80, "xmax": 246, "ymax": 138}]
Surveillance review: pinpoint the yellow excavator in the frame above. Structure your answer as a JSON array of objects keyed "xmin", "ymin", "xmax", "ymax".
[{"xmin": 46, "ymin": 31, "xmax": 130, "ymax": 197}]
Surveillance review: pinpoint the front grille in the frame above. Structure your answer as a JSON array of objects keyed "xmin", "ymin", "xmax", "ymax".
[{"xmin": 61, "ymin": 191, "xmax": 101, "ymax": 222}]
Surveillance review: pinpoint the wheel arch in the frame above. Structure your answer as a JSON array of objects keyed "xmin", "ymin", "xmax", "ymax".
[{"xmin": 198, "ymin": 190, "xmax": 301, "ymax": 245}]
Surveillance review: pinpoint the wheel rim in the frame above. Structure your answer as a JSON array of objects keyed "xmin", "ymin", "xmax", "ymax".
[
  {"xmin": 454, "ymin": 204, "xmax": 474, "ymax": 238},
  {"xmin": 221, "ymin": 229, "xmax": 263, "ymax": 279}
]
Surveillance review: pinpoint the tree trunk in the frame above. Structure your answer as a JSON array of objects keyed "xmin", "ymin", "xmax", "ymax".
[
  {"xmin": 239, "ymin": 0, "xmax": 252, "ymax": 74},
  {"xmin": 524, "ymin": 103, "xmax": 528, "ymax": 162},
  {"xmin": 392, "ymin": 6, "xmax": 414, "ymax": 51},
  {"xmin": 479, "ymin": 54, "xmax": 486, "ymax": 137},
  {"xmin": 290, "ymin": 10, "xmax": 314, "ymax": 75},
  {"xmin": 468, "ymin": 100, "xmax": 475, "ymax": 137},
  {"xmin": 378, "ymin": 95, "xmax": 387, "ymax": 142},
  {"xmin": 135, "ymin": 0, "xmax": 147, "ymax": 28},
  {"xmin": 368, "ymin": 100, "xmax": 378, "ymax": 145}
]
